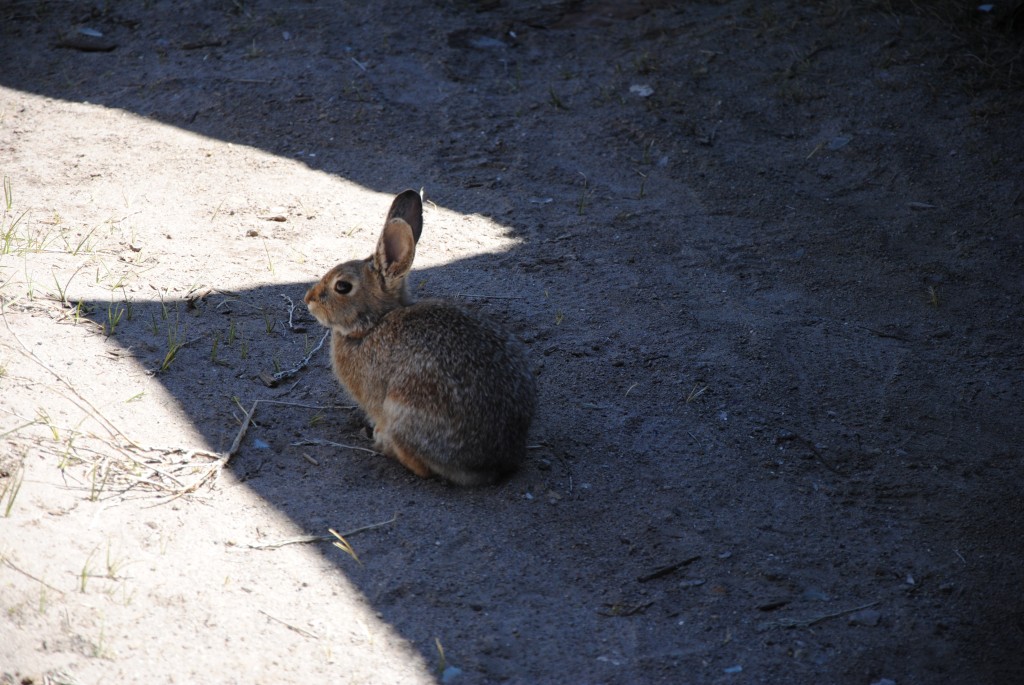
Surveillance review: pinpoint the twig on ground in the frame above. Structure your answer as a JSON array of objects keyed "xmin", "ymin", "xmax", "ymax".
[
  {"xmin": 257, "ymin": 608, "xmax": 320, "ymax": 639},
  {"xmin": 262, "ymin": 329, "xmax": 330, "ymax": 387},
  {"xmin": 244, "ymin": 513, "xmax": 398, "ymax": 550},
  {"xmin": 292, "ymin": 437, "xmax": 380, "ymax": 456},
  {"xmin": 599, "ymin": 601, "xmax": 654, "ymax": 617},
  {"xmin": 637, "ymin": 555, "xmax": 702, "ymax": 583},
  {"xmin": 227, "ymin": 400, "xmax": 258, "ymax": 458},
  {"xmin": 1, "ymin": 555, "xmax": 66, "ymax": 595},
  {"xmin": 757, "ymin": 601, "xmax": 880, "ymax": 631},
  {"xmin": 70, "ymin": 442, "xmax": 190, "ymax": 488},
  {"xmin": 452, "ymin": 293, "xmax": 526, "ymax": 300},
  {"xmin": 280, "ymin": 294, "xmax": 305, "ymax": 332}
]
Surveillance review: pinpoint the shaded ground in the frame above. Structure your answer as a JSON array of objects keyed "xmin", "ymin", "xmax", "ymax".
[{"xmin": 1, "ymin": 1, "xmax": 1022, "ymax": 683}]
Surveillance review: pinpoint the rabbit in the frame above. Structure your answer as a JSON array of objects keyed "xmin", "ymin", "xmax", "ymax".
[{"xmin": 303, "ymin": 190, "xmax": 536, "ymax": 486}]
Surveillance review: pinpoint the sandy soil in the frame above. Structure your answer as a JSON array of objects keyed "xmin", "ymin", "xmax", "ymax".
[{"xmin": 1, "ymin": 1, "xmax": 1022, "ymax": 683}]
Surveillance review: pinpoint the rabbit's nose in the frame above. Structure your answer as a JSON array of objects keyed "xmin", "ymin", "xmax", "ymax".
[{"xmin": 303, "ymin": 286, "xmax": 317, "ymax": 304}]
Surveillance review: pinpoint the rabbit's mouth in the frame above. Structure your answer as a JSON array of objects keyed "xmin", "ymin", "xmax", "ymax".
[
  {"xmin": 303, "ymin": 296, "xmax": 333, "ymax": 327},
  {"xmin": 306, "ymin": 303, "xmax": 327, "ymax": 326},
  {"xmin": 305, "ymin": 299, "xmax": 363, "ymax": 337}
]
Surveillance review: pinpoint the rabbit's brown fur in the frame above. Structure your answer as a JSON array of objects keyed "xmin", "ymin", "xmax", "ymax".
[{"xmin": 304, "ymin": 190, "xmax": 536, "ymax": 485}]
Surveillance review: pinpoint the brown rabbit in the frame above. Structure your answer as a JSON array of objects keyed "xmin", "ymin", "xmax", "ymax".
[{"xmin": 304, "ymin": 190, "xmax": 536, "ymax": 485}]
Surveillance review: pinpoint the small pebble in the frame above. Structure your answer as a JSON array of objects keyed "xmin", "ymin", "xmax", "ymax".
[
  {"xmin": 441, "ymin": 666, "xmax": 463, "ymax": 683},
  {"xmin": 848, "ymin": 609, "xmax": 881, "ymax": 627},
  {"xmin": 827, "ymin": 135, "xmax": 851, "ymax": 150},
  {"xmin": 800, "ymin": 587, "xmax": 829, "ymax": 601}
]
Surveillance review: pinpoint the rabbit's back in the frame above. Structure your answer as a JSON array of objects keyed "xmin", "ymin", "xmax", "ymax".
[{"xmin": 333, "ymin": 301, "xmax": 535, "ymax": 484}]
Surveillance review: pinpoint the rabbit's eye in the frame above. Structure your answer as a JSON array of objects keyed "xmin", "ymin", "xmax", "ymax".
[{"xmin": 334, "ymin": 280, "xmax": 353, "ymax": 295}]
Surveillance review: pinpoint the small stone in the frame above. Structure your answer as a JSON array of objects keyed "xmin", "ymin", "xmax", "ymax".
[
  {"xmin": 441, "ymin": 665, "xmax": 463, "ymax": 683},
  {"xmin": 848, "ymin": 609, "xmax": 881, "ymax": 627},
  {"xmin": 800, "ymin": 587, "xmax": 829, "ymax": 602},
  {"xmin": 469, "ymin": 36, "xmax": 506, "ymax": 49},
  {"xmin": 827, "ymin": 135, "xmax": 851, "ymax": 150},
  {"xmin": 56, "ymin": 27, "xmax": 117, "ymax": 52}
]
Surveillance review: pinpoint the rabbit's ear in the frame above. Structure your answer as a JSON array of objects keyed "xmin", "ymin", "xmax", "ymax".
[
  {"xmin": 374, "ymin": 218, "xmax": 417, "ymax": 280},
  {"xmin": 386, "ymin": 190, "xmax": 423, "ymax": 244}
]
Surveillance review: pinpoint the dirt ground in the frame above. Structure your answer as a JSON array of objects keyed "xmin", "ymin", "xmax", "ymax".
[{"xmin": 1, "ymin": 1, "xmax": 1022, "ymax": 683}]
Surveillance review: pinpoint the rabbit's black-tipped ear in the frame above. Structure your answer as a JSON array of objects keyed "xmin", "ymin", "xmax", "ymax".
[{"xmin": 386, "ymin": 189, "xmax": 423, "ymax": 244}]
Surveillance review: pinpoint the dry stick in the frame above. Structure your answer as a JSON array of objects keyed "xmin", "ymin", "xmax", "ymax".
[
  {"xmin": 132, "ymin": 444, "xmax": 221, "ymax": 460},
  {"xmin": 59, "ymin": 444, "xmax": 178, "ymax": 492},
  {"xmin": 599, "ymin": 601, "xmax": 654, "ymax": 617},
  {"xmin": 79, "ymin": 442, "xmax": 189, "ymax": 488},
  {"xmin": 257, "ymin": 608, "xmax": 320, "ymax": 640},
  {"xmin": 280, "ymin": 293, "xmax": 299, "ymax": 331},
  {"xmin": 637, "ymin": 555, "xmax": 702, "ymax": 583},
  {"xmin": 1, "ymin": 556, "xmax": 66, "ymax": 595},
  {"xmin": 258, "ymin": 292, "xmax": 328, "ymax": 387},
  {"xmin": 256, "ymin": 400, "xmax": 355, "ymax": 412},
  {"xmin": 270, "ymin": 329, "xmax": 330, "ymax": 384},
  {"xmin": 0, "ymin": 419, "xmax": 38, "ymax": 439},
  {"xmin": 758, "ymin": 600, "xmax": 880, "ymax": 631},
  {"xmin": 291, "ymin": 437, "xmax": 380, "ymax": 456},
  {"xmin": 227, "ymin": 400, "xmax": 258, "ymax": 458},
  {"xmin": 100, "ymin": 472, "xmax": 172, "ymax": 492},
  {"xmin": 452, "ymin": 293, "xmax": 526, "ymax": 300},
  {"xmin": 245, "ymin": 513, "xmax": 398, "ymax": 550}
]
